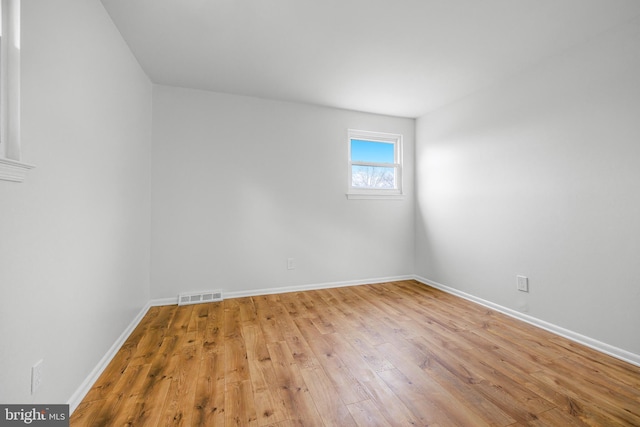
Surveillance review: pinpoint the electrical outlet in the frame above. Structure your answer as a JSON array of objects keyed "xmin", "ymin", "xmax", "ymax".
[
  {"xmin": 516, "ymin": 275, "xmax": 529, "ymax": 292},
  {"xmin": 31, "ymin": 359, "xmax": 43, "ymax": 394},
  {"xmin": 287, "ymin": 258, "xmax": 296, "ymax": 270}
]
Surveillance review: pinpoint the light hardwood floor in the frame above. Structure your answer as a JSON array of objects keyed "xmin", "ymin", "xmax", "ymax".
[{"xmin": 71, "ymin": 280, "xmax": 640, "ymax": 426}]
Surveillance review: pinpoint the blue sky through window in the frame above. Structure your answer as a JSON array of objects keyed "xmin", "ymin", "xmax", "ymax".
[{"xmin": 350, "ymin": 139, "xmax": 394, "ymax": 163}]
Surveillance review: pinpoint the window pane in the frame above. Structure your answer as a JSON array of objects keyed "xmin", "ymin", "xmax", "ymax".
[
  {"xmin": 350, "ymin": 139, "xmax": 394, "ymax": 163},
  {"xmin": 351, "ymin": 165, "xmax": 396, "ymax": 189}
]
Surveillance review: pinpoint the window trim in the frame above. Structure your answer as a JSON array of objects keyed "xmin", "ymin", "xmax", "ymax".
[
  {"xmin": 0, "ymin": 0, "xmax": 33, "ymax": 182},
  {"xmin": 346, "ymin": 129, "xmax": 403, "ymax": 200}
]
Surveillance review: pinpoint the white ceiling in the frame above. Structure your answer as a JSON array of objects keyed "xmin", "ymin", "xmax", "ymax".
[{"xmin": 101, "ymin": 0, "xmax": 640, "ymax": 118}]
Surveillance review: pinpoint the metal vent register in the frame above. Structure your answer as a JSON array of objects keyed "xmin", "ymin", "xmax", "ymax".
[{"xmin": 178, "ymin": 290, "xmax": 223, "ymax": 306}]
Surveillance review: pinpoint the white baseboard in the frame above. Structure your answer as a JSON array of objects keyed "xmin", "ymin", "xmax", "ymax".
[
  {"xmin": 150, "ymin": 296, "xmax": 178, "ymax": 306},
  {"xmin": 67, "ymin": 301, "xmax": 152, "ymax": 414},
  {"xmin": 414, "ymin": 275, "xmax": 640, "ymax": 368},
  {"xmin": 225, "ymin": 275, "xmax": 415, "ymax": 299}
]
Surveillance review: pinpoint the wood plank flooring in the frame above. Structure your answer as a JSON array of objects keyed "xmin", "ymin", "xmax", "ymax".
[{"xmin": 71, "ymin": 280, "xmax": 640, "ymax": 426}]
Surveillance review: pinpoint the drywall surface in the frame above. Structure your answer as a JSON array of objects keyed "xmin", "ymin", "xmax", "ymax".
[
  {"xmin": 0, "ymin": 0, "xmax": 152, "ymax": 403},
  {"xmin": 416, "ymin": 17, "xmax": 640, "ymax": 355},
  {"xmin": 151, "ymin": 86, "xmax": 415, "ymax": 298}
]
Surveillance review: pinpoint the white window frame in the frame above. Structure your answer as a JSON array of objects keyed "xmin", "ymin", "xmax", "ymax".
[
  {"xmin": 0, "ymin": 0, "xmax": 32, "ymax": 182},
  {"xmin": 347, "ymin": 129, "xmax": 403, "ymax": 200}
]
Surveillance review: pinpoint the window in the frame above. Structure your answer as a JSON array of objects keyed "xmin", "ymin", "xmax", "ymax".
[
  {"xmin": 347, "ymin": 129, "xmax": 403, "ymax": 199},
  {"xmin": 0, "ymin": 0, "xmax": 32, "ymax": 182}
]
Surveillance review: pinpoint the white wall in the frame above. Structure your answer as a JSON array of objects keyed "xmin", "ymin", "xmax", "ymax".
[
  {"xmin": 0, "ymin": 0, "xmax": 152, "ymax": 404},
  {"xmin": 151, "ymin": 85, "xmax": 415, "ymax": 299},
  {"xmin": 416, "ymin": 18, "xmax": 640, "ymax": 355}
]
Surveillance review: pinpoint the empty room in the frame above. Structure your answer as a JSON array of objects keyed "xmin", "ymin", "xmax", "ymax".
[{"xmin": 1, "ymin": 0, "xmax": 639, "ymax": 425}]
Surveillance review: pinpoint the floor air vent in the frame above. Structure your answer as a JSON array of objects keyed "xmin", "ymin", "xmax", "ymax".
[{"xmin": 178, "ymin": 290, "xmax": 223, "ymax": 306}]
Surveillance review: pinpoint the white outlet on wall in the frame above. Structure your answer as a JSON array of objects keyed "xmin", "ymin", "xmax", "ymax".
[
  {"xmin": 287, "ymin": 258, "xmax": 296, "ymax": 270},
  {"xmin": 31, "ymin": 359, "xmax": 43, "ymax": 394},
  {"xmin": 517, "ymin": 275, "xmax": 529, "ymax": 292}
]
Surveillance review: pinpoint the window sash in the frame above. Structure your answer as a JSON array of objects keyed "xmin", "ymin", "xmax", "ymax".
[
  {"xmin": 350, "ymin": 164, "xmax": 400, "ymax": 190},
  {"xmin": 347, "ymin": 129, "xmax": 403, "ymax": 197}
]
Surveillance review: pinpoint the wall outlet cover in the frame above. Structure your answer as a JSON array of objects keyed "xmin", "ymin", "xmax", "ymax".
[{"xmin": 517, "ymin": 275, "xmax": 529, "ymax": 292}]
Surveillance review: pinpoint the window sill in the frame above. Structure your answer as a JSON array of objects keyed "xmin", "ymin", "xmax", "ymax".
[
  {"xmin": 0, "ymin": 157, "xmax": 35, "ymax": 182},
  {"xmin": 346, "ymin": 193, "xmax": 404, "ymax": 200}
]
